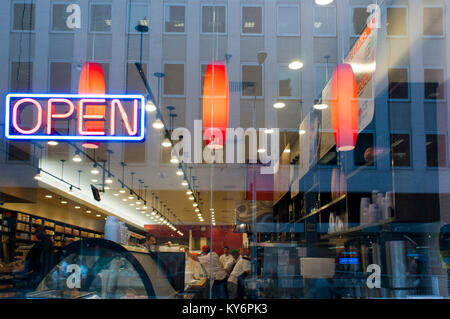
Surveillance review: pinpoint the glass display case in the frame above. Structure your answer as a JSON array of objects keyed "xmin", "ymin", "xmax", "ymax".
[{"xmin": 26, "ymin": 239, "xmax": 180, "ymax": 299}]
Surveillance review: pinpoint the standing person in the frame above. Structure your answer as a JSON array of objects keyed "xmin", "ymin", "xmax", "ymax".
[
  {"xmin": 219, "ymin": 246, "xmax": 233, "ymax": 270},
  {"xmin": 224, "ymin": 249, "xmax": 240, "ymax": 274},
  {"xmin": 143, "ymin": 233, "xmax": 157, "ymax": 252},
  {"xmin": 189, "ymin": 245, "xmax": 227, "ymax": 299},
  {"xmin": 25, "ymin": 225, "xmax": 54, "ymax": 289},
  {"xmin": 227, "ymin": 248, "xmax": 251, "ymax": 299}
]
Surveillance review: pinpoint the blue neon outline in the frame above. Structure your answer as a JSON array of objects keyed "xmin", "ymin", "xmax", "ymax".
[{"xmin": 5, "ymin": 93, "xmax": 146, "ymax": 141}]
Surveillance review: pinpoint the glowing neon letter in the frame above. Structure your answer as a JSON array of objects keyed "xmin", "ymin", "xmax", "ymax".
[
  {"xmin": 47, "ymin": 99, "xmax": 75, "ymax": 134},
  {"xmin": 12, "ymin": 98, "xmax": 43, "ymax": 135},
  {"xmin": 78, "ymin": 99, "xmax": 106, "ymax": 135},
  {"xmin": 110, "ymin": 99, "xmax": 138, "ymax": 136}
]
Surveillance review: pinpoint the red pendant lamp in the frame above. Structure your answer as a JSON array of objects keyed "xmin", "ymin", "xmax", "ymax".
[
  {"xmin": 202, "ymin": 61, "xmax": 229, "ymax": 149},
  {"xmin": 78, "ymin": 62, "xmax": 106, "ymax": 149},
  {"xmin": 330, "ymin": 63, "xmax": 359, "ymax": 152}
]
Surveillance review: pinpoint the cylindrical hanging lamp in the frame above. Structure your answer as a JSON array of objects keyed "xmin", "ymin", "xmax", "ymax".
[
  {"xmin": 330, "ymin": 63, "xmax": 359, "ymax": 152},
  {"xmin": 202, "ymin": 61, "xmax": 229, "ymax": 149},
  {"xmin": 78, "ymin": 62, "xmax": 106, "ymax": 149}
]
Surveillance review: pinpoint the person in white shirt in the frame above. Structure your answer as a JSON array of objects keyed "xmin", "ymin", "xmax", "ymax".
[
  {"xmin": 224, "ymin": 249, "xmax": 240, "ymax": 274},
  {"xmin": 227, "ymin": 249, "xmax": 251, "ymax": 299},
  {"xmin": 184, "ymin": 248, "xmax": 205, "ymax": 289},
  {"xmin": 189, "ymin": 245, "xmax": 227, "ymax": 299},
  {"xmin": 219, "ymin": 246, "xmax": 234, "ymax": 270}
]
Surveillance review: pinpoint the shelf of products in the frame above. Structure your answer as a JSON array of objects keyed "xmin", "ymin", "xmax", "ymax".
[
  {"xmin": 0, "ymin": 209, "xmax": 104, "ymax": 249},
  {"xmin": 296, "ymin": 194, "xmax": 347, "ymax": 223},
  {"xmin": 320, "ymin": 218, "xmax": 395, "ymax": 240}
]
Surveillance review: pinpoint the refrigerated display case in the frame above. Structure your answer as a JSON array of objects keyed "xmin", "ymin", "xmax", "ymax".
[{"xmin": 26, "ymin": 238, "xmax": 182, "ymax": 299}]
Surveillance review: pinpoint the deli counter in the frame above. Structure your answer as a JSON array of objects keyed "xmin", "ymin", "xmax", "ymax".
[{"xmin": 26, "ymin": 239, "xmax": 186, "ymax": 299}]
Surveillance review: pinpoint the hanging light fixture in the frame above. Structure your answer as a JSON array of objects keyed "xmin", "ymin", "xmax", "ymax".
[
  {"xmin": 181, "ymin": 180, "xmax": 188, "ymax": 186},
  {"xmin": 193, "ymin": 203, "xmax": 198, "ymax": 207},
  {"xmin": 72, "ymin": 151, "xmax": 82, "ymax": 162},
  {"xmin": 145, "ymin": 98, "xmax": 157, "ymax": 112},
  {"xmin": 331, "ymin": 63, "xmax": 359, "ymax": 152},
  {"xmin": 186, "ymin": 190, "xmax": 193, "ymax": 195},
  {"xmin": 119, "ymin": 187, "xmax": 126, "ymax": 194},
  {"xmin": 78, "ymin": 62, "xmax": 106, "ymax": 149},
  {"xmin": 161, "ymin": 137, "xmax": 172, "ymax": 148},
  {"xmin": 203, "ymin": 61, "xmax": 229, "ymax": 149},
  {"xmin": 170, "ymin": 156, "xmax": 179, "ymax": 164},
  {"xmin": 34, "ymin": 169, "xmax": 42, "ymax": 180},
  {"xmin": 176, "ymin": 168, "xmax": 184, "ymax": 176},
  {"xmin": 105, "ymin": 175, "xmax": 113, "ymax": 184},
  {"xmin": 91, "ymin": 164, "xmax": 99, "ymax": 175},
  {"xmin": 189, "ymin": 195, "xmax": 195, "ymax": 200},
  {"xmin": 152, "ymin": 118, "xmax": 164, "ymax": 129}
]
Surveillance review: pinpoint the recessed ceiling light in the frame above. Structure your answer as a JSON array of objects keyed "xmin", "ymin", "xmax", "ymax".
[
  {"xmin": 122, "ymin": 198, "xmax": 127, "ymax": 202},
  {"xmin": 288, "ymin": 60, "xmax": 304, "ymax": 70},
  {"xmin": 61, "ymin": 200, "xmax": 68, "ymax": 204},
  {"xmin": 176, "ymin": 169, "xmax": 184, "ymax": 176},
  {"xmin": 170, "ymin": 157, "xmax": 179, "ymax": 164},
  {"xmin": 315, "ymin": 0, "xmax": 334, "ymax": 5},
  {"xmin": 86, "ymin": 210, "xmax": 91, "ymax": 214},
  {"xmin": 313, "ymin": 103, "xmax": 328, "ymax": 110},
  {"xmin": 299, "ymin": 129, "xmax": 306, "ymax": 135},
  {"xmin": 129, "ymin": 203, "xmax": 135, "ymax": 206},
  {"xmin": 91, "ymin": 179, "xmax": 98, "ymax": 183},
  {"xmin": 96, "ymin": 214, "xmax": 101, "ymax": 217},
  {"xmin": 113, "ymin": 193, "xmax": 119, "ymax": 196},
  {"xmin": 45, "ymin": 195, "xmax": 52, "ymax": 198},
  {"xmin": 75, "ymin": 206, "xmax": 80, "ymax": 209},
  {"xmin": 273, "ymin": 102, "xmax": 286, "ymax": 109}
]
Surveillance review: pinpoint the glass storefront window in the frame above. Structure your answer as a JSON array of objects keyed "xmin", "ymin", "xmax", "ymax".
[{"xmin": 0, "ymin": 0, "xmax": 450, "ymax": 303}]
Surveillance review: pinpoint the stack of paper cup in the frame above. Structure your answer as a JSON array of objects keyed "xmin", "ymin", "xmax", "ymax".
[{"xmin": 360, "ymin": 198, "xmax": 370, "ymax": 225}]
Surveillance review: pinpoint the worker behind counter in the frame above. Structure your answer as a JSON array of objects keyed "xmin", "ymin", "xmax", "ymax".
[
  {"xmin": 219, "ymin": 246, "xmax": 234, "ymax": 270},
  {"xmin": 188, "ymin": 245, "xmax": 227, "ymax": 299},
  {"xmin": 143, "ymin": 233, "xmax": 158, "ymax": 252},
  {"xmin": 227, "ymin": 248, "xmax": 251, "ymax": 299}
]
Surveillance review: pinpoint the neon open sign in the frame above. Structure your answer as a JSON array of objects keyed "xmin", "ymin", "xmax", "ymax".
[{"xmin": 5, "ymin": 93, "xmax": 146, "ymax": 141}]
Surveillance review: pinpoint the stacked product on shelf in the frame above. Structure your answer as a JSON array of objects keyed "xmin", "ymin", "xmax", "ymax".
[{"xmin": 359, "ymin": 191, "xmax": 394, "ymax": 225}]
